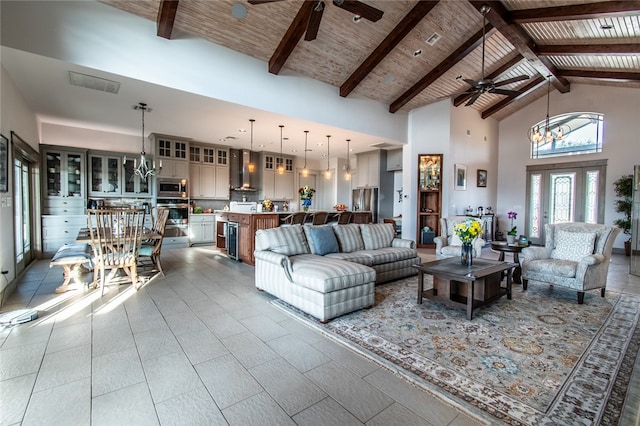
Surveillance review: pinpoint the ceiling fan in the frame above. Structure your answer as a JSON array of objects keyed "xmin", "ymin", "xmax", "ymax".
[
  {"xmin": 458, "ymin": 5, "xmax": 529, "ymax": 106},
  {"xmin": 248, "ymin": 0, "xmax": 384, "ymax": 41}
]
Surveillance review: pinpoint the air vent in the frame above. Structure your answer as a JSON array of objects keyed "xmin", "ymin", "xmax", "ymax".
[
  {"xmin": 69, "ymin": 71, "xmax": 120, "ymax": 94},
  {"xmin": 370, "ymin": 142, "xmax": 399, "ymax": 149},
  {"xmin": 425, "ymin": 32, "xmax": 441, "ymax": 46}
]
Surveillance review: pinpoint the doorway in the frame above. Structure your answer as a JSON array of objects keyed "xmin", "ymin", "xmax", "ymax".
[
  {"xmin": 525, "ymin": 160, "xmax": 606, "ymax": 245},
  {"xmin": 12, "ymin": 132, "xmax": 39, "ymax": 275}
]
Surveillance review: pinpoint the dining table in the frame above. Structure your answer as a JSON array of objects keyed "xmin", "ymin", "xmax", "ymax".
[{"xmin": 76, "ymin": 227, "xmax": 161, "ymax": 243}]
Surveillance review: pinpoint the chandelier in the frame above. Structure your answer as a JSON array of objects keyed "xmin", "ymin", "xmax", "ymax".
[
  {"xmin": 302, "ymin": 130, "xmax": 309, "ymax": 177},
  {"xmin": 325, "ymin": 135, "xmax": 332, "ymax": 179},
  {"xmin": 528, "ymin": 76, "xmax": 564, "ymax": 144},
  {"xmin": 344, "ymin": 139, "xmax": 351, "ymax": 181},
  {"xmin": 129, "ymin": 102, "xmax": 161, "ymax": 181}
]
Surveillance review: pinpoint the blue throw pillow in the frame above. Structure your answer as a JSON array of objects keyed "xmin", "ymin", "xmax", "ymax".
[{"xmin": 306, "ymin": 226, "xmax": 339, "ymax": 256}]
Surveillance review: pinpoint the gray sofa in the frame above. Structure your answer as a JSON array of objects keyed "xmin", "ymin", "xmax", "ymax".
[{"xmin": 254, "ymin": 223, "xmax": 420, "ymax": 321}]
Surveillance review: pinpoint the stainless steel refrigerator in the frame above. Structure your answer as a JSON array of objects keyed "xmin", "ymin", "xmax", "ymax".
[{"xmin": 352, "ymin": 188, "xmax": 378, "ymax": 223}]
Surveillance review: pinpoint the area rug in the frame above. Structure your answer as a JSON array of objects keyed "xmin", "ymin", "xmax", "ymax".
[{"xmin": 272, "ymin": 276, "xmax": 640, "ymax": 425}]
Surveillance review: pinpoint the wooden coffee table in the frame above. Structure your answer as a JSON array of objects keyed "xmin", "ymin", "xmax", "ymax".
[{"xmin": 414, "ymin": 257, "xmax": 516, "ymax": 320}]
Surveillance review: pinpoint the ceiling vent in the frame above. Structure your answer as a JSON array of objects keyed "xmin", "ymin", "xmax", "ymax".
[
  {"xmin": 68, "ymin": 71, "xmax": 120, "ymax": 94},
  {"xmin": 425, "ymin": 32, "xmax": 441, "ymax": 46},
  {"xmin": 369, "ymin": 142, "xmax": 399, "ymax": 149}
]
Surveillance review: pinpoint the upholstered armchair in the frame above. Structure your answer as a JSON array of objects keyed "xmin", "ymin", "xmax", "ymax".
[
  {"xmin": 520, "ymin": 222, "xmax": 620, "ymax": 304},
  {"xmin": 434, "ymin": 216, "xmax": 485, "ymax": 259}
]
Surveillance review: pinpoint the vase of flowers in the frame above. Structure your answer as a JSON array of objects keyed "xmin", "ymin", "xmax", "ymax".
[
  {"xmin": 299, "ymin": 185, "xmax": 315, "ymax": 212},
  {"xmin": 262, "ymin": 199, "xmax": 274, "ymax": 212},
  {"xmin": 453, "ymin": 219, "xmax": 483, "ymax": 266},
  {"xmin": 507, "ymin": 210, "xmax": 518, "ymax": 244}
]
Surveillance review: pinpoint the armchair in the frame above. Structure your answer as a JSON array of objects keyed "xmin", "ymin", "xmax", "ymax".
[
  {"xmin": 520, "ymin": 222, "xmax": 620, "ymax": 304},
  {"xmin": 434, "ymin": 216, "xmax": 485, "ymax": 258}
]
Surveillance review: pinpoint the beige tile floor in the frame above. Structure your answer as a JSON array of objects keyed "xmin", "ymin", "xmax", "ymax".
[{"xmin": 1, "ymin": 246, "xmax": 639, "ymax": 426}]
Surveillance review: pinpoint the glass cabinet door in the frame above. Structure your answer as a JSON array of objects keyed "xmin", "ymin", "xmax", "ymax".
[
  {"xmin": 65, "ymin": 152, "xmax": 83, "ymax": 197},
  {"xmin": 45, "ymin": 151, "xmax": 63, "ymax": 197},
  {"xmin": 123, "ymin": 158, "xmax": 150, "ymax": 195},
  {"xmin": 106, "ymin": 157, "xmax": 120, "ymax": 193},
  {"xmin": 418, "ymin": 155, "xmax": 441, "ymax": 190},
  {"xmin": 90, "ymin": 154, "xmax": 121, "ymax": 194}
]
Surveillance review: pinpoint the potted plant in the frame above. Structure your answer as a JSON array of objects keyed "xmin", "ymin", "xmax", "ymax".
[
  {"xmin": 613, "ymin": 174, "xmax": 632, "ymax": 256},
  {"xmin": 506, "ymin": 210, "xmax": 518, "ymax": 244}
]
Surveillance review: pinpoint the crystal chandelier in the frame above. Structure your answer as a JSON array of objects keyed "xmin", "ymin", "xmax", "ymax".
[
  {"xmin": 302, "ymin": 130, "xmax": 309, "ymax": 177},
  {"xmin": 129, "ymin": 102, "xmax": 161, "ymax": 181},
  {"xmin": 344, "ymin": 139, "xmax": 351, "ymax": 181},
  {"xmin": 528, "ymin": 76, "xmax": 564, "ymax": 144}
]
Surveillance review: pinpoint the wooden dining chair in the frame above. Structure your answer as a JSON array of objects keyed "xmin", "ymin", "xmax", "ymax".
[
  {"xmin": 383, "ymin": 218, "xmax": 398, "ymax": 235},
  {"xmin": 87, "ymin": 208, "xmax": 145, "ymax": 296},
  {"xmin": 337, "ymin": 211, "xmax": 352, "ymax": 224},
  {"xmin": 311, "ymin": 211, "xmax": 329, "ymax": 225},
  {"xmin": 282, "ymin": 211, "xmax": 307, "ymax": 225},
  {"xmin": 139, "ymin": 207, "xmax": 169, "ymax": 276}
]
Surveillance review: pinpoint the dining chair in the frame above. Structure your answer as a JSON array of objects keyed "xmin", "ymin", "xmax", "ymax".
[
  {"xmin": 139, "ymin": 207, "xmax": 170, "ymax": 276},
  {"xmin": 282, "ymin": 211, "xmax": 307, "ymax": 226},
  {"xmin": 383, "ymin": 218, "xmax": 398, "ymax": 234},
  {"xmin": 311, "ymin": 211, "xmax": 329, "ymax": 225},
  {"xmin": 337, "ymin": 211, "xmax": 352, "ymax": 224},
  {"xmin": 87, "ymin": 208, "xmax": 145, "ymax": 296}
]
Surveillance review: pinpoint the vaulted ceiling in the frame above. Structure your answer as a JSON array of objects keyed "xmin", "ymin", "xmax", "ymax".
[{"xmin": 102, "ymin": 0, "xmax": 640, "ymax": 121}]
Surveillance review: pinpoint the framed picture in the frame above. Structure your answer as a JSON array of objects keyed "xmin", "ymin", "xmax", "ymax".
[
  {"xmin": 454, "ymin": 164, "xmax": 467, "ymax": 190},
  {"xmin": 0, "ymin": 133, "xmax": 8, "ymax": 193},
  {"xmin": 477, "ymin": 169, "xmax": 487, "ymax": 187}
]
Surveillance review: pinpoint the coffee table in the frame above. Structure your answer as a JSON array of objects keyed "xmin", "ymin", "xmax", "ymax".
[{"xmin": 414, "ymin": 257, "xmax": 516, "ymax": 320}]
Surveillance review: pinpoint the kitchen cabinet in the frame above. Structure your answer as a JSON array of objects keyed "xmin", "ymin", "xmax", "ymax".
[
  {"xmin": 42, "ymin": 214, "xmax": 87, "ymax": 256},
  {"xmin": 416, "ymin": 154, "xmax": 442, "ymax": 248},
  {"xmin": 89, "ymin": 153, "xmax": 122, "ymax": 196},
  {"xmin": 42, "ymin": 147, "xmax": 86, "ymax": 199},
  {"xmin": 158, "ymin": 159, "xmax": 189, "ymax": 179},
  {"xmin": 223, "ymin": 212, "xmax": 279, "ymax": 265},
  {"xmin": 356, "ymin": 150, "xmax": 381, "ymax": 188},
  {"xmin": 262, "ymin": 153, "xmax": 294, "ymax": 200},
  {"xmin": 122, "ymin": 158, "xmax": 152, "ymax": 196},
  {"xmin": 386, "ymin": 149, "xmax": 402, "ymax": 171},
  {"xmin": 189, "ymin": 214, "xmax": 215, "ymax": 245},
  {"xmin": 152, "ymin": 134, "xmax": 189, "ymax": 178},
  {"xmin": 189, "ymin": 144, "xmax": 229, "ymax": 198}
]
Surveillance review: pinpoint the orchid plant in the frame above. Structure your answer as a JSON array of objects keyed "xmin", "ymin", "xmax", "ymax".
[{"xmin": 507, "ymin": 211, "xmax": 518, "ymax": 236}]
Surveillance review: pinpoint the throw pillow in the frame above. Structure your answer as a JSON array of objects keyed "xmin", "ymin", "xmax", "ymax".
[
  {"xmin": 360, "ymin": 223, "xmax": 394, "ymax": 250},
  {"xmin": 304, "ymin": 225, "xmax": 339, "ymax": 256},
  {"xmin": 333, "ymin": 223, "xmax": 365, "ymax": 253},
  {"xmin": 551, "ymin": 230, "xmax": 597, "ymax": 261},
  {"xmin": 256, "ymin": 224, "xmax": 310, "ymax": 256}
]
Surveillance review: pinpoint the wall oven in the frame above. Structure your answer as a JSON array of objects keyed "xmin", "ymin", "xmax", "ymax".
[
  {"xmin": 157, "ymin": 198, "xmax": 189, "ymax": 246},
  {"xmin": 158, "ymin": 178, "xmax": 188, "ymax": 199}
]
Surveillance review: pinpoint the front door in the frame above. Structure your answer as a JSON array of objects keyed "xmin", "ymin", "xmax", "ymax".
[{"xmin": 526, "ymin": 160, "xmax": 606, "ymax": 245}]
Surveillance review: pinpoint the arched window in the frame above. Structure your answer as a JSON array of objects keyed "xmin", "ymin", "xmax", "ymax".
[{"xmin": 529, "ymin": 112, "xmax": 604, "ymax": 159}]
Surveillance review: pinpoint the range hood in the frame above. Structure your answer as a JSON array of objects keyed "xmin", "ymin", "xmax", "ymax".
[{"xmin": 230, "ymin": 149, "xmax": 258, "ymax": 191}]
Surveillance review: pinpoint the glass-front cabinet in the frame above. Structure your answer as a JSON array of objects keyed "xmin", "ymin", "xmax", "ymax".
[
  {"xmin": 43, "ymin": 147, "xmax": 85, "ymax": 198},
  {"xmin": 122, "ymin": 158, "xmax": 151, "ymax": 196},
  {"xmin": 89, "ymin": 153, "xmax": 121, "ymax": 196},
  {"xmin": 417, "ymin": 154, "xmax": 442, "ymax": 248}
]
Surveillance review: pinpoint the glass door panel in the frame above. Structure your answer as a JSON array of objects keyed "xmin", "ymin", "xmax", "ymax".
[
  {"xmin": 45, "ymin": 151, "xmax": 62, "ymax": 196},
  {"xmin": 66, "ymin": 152, "xmax": 82, "ymax": 197}
]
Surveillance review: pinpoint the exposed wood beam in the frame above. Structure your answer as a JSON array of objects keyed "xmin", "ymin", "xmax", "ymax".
[
  {"xmin": 268, "ymin": 2, "xmax": 315, "ymax": 75},
  {"xmin": 468, "ymin": 1, "xmax": 571, "ymax": 94},
  {"xmin": 481, "ymin": 75, "xmax": 546, "ymax": 119},
  {"xmin": 536, "ymin": 44, "xmax": 640, "ymax": 56},
  {"xmin": 557, "ymin": 69, "xmax": 640, "ymax": 82},
  {"xmin": 390, "ymin": 23, "xmax": 492, "ymax": 113},
  {"xmin": 508, "ymin": 1, "xmax": 640, "ymax": 23},
  {"xmin": 453, "ymin": 53, "xmax": 525, "ymax": 106},
  {"xmin": 340, "ymin": 0, "xmax": 439, "ymax": 98},
  {"xmin": 157, "ymin": 0, "xmax": 179, "ymax": 39}
]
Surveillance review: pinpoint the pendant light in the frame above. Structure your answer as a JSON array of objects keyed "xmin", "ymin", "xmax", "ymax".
[
  {"xmin": 344, "ymin": 139, "xmax": 351, "ymax": 181},
  {"xmin": 325, "ymin": 135, "xmax": 332, "ymax": 179},
  {"xmin": 302, "ymin": 130, "xmax": 309, "ymax": 177},
  {"xmin": 127, "ymin": 102, "xmax": 161, "ymax": 181},
  {"xmin": 277, "ymin": 125, "xmax": 285, "ymax": 175},
  {"xmin": 528, "ymin": 76, "xmax": 563, "ymax": 144},
  {"xmin": 248, "ymin": 119, "xmax": 255, "ymax": 173}
]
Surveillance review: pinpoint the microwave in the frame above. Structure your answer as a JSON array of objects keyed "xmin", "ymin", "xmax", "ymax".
[{"xmin": 158, "ymin": 178, "xmax": 188, "ymax": 198}]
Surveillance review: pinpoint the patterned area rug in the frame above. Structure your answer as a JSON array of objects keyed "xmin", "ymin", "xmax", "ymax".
[{"xmin": 272, "ymin": 276, "xmax": 640, "ymax": 425}]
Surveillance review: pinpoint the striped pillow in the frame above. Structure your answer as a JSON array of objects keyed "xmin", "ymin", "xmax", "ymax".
[
  {"xmin": 255, "ymin": 224, "xmax": 310, "ymax": 256},
  {"xmin": 360, "ymin": 223, "xmax": 394, "ymax": 250},
  {"xmin": 333, "ymin": 223, "xmax": 365, "ymax": 253}
]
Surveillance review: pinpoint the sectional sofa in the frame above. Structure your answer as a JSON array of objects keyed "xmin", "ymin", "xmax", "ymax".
[{"xmin": 254, "ymin": 223, "xmax": 420, "ymax": 321}]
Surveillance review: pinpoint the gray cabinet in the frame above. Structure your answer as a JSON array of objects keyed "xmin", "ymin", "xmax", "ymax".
[
  {"xmin": 152, "ymin": 134, "xmax": 189, "ymax": 179},
  {"xmin": 189, "ymin": 214, "xmax": 215, "ymax": 245},
  {"xmin": 122, "ymin": 158, "xmax": 152, "ymax": 196},
  {"xmin": 42, "ymin": 214, "xmax": 87, "ymax": 256},
  {"xmin": 42, "ymin": 147, "xmax": 86, "ymax": 199},
  {"xmin": 356, "ymin": 150, "xmax": 381, "ymax": 188},
  {"xmin": 89, "ymin": 153, "xmax": 122, "ymax": 196},
  {"xmin": 189, "ymin": 144, "xmax": 229, "ymax": 199},
  {"xmin": 262, "ymin": 153, "xmax": 294, "ymax": 200},
  {"xmin": 386, "ymin": 149, "xmax": 402, "ymax": 171}
]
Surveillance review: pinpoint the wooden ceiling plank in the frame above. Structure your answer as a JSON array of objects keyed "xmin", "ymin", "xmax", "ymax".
[
  {"xmin": 481, "ymin": 75, "xmax": 546, "ymax": 119},
  {"xmin": 468, "ymin": 1, "xmax": 571, "ymax": 94},
  {"xmin": 268, "ymin": 2, "xmax": 315, "ymax": 75},
  {"xmin": 536, "ymin": 44, "xmax": 640, "ymax": 56},
  {"xmin": 390, "ymin": 23, "xmax": 492, "ymax": 113},
  {"xmin": 508, "ymin": 1, "xmax": 640, "ymax": 24},
  {"xmin": 557, "ymin": 69, "xmax": 640, "ymax": 81},
  {"xmin": 453, "ymin": 52, "xmax": 524, "ymax": 106},
  {"xmin": 340, "ymin": 0, "xmax": 440, "ymax": 98},
  {"xmin": 157, "ymin": 0, "xmax": 179, "ymax": 39}
]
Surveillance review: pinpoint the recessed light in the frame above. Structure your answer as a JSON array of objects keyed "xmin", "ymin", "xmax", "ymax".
[
  {"xmin": 259, "ymin": 144, "xmax": 265, "ymax": 148},
  {"xmin": 317, "ymin": 143, "xmax": 324, "ymax": 146},
  {"xmin": 238, "ymin": 128, "xmax": 247, "ymax": 133},
  {"xmin": 231, "ymin": 3, "xmax": 247, "ymax": 19},
  {"xmin": 413, "ymin": 49, "xmax": 423, "ymax": 57},
  {"xmin": 352, "ymin": 15, "xmax": 362, "ymax": 23},
  {"xmin": 384, "ymin": 75, "xmax": 395, "ymax": 84}
]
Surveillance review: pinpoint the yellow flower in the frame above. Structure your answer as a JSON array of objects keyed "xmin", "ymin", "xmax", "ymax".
[
  {"xmin": 262, "ymin": 199, "xmax": 273, "ymax": 210},
  {"xmin": 454, "ymin": 219, "xmax": 482, "ymax": 243}
]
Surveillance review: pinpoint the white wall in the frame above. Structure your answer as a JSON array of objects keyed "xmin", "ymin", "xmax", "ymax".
[
  {"xmin": 498, "ymin": 84, "xmax": 640, "ymax": 251},
  {"xmin": 41, "ymin": 123, "xmax": 141, "ymax": 153},
  {"xmin": 0, "ymin": 65, "xmax": 40, "ymax": 298}
]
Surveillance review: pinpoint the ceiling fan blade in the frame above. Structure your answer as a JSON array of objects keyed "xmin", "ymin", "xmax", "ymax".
[
  {"xmin": 465, "ymin": 92, "xmax": 482, "ymax": 106},
  {"xmin": 305, "ymin": 5, "xmax": 324, "ymax": 41},
  {"xmin": 493, "ymin": 75, "xmax": 529, "ymax": 87},
  {"xmin": 247, "ymin": 0, "xmax": 284, "ymax": 4},
  {"xmin": 332, "ymin": 0, "xmax": 384, "ymax": 22},
  {"xmin": 490, "ymin": 88, "xmax": 523, "ymax": 96},
  {"xmin": 462, "ymin": 78, "xmax": 479, "ymax": 87}
]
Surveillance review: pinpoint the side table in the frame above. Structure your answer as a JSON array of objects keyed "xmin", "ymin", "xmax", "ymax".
[{"xmin": 490, "ymin": 241, "xmax": 530, "ymax": 284}]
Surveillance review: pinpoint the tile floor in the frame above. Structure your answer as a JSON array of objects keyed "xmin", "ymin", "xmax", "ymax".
[{"xmin": 1, "ymin": 246, "xmax": 639, "ymax": 426}]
